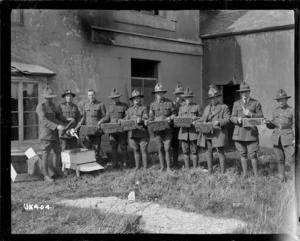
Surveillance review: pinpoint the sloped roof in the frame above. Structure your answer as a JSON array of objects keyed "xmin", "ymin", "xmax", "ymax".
[
  {"xmin": 200, "ymin": 10, "xmax": 294, "ymax": 38},
  {"xmin": 11, "ymin": 61, "xmax": 55, "ymax": 76}
]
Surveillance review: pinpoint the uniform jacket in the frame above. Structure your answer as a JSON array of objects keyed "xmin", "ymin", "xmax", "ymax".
[
  {"xmin": 178, "ymin": 102, "xmax": 203, "ymax": 141},
  {"xmin": 57, "ymin": 102, "xmax": 81, "ymax": 138},
  {"xmin": 230, "ymin": 98, "xmax": 264, "ymax": 141},
  {"xmin": 197, "ymin": 103, "xmax": 230, "ymax": 148},
  {"xmin": 173, "ymin": 99, "xmax": 185, "ymax": 131},
  {"xmin": 123, "ymin": 104, "xmax": 149, "ymax": 138},
  {"xmin": 79, "ymin": 100, "xmax": 106, "ymax": 126},
  {"xmin": 102, "ymin": 101, "xmax": 128, "ymax": 124},
  {"xmin": 266, "ymin": 105, "xmax": 294, "ymax": 146},
  {"xmin": 149, "ymin": 98, "xmax": 176, "ymax": 133},
  {"xmin": 36, "ymin": 101, "xmax": 68, "ymax": 141}
]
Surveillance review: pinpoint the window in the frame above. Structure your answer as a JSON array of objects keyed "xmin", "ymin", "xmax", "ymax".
[
  {"xmin": 131, "ymin": 59, "xmax": 159, "ymax": 107},
  {"xmin": 11, "ymin": 79, "xmax": 40, "ymax": 141}
]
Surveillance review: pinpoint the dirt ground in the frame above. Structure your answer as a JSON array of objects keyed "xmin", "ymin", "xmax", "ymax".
[{"xmin": 58, "ymin": 196, "xmax": 247, "ymax": 234}]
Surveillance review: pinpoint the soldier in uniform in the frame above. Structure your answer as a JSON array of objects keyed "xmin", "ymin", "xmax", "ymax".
[
  {"xmin": 197, "ymin": 85, "xmax": 230, "ymax": 174},
  {"xmin": 121, "ymin": 90, "xmax": 149, "ymax": 170},
  {"xmin": 178, "ymin": 87, "xmax": 203, "ymax": 170},
  {"xmin": 36, "ymin": 86, "xmax": 72, "ymax": 182},
  {"xmin": 171, "ymin": 83, "xmax": 185, "ymax": 168},
  {"xmin": 76, "ymin": 89, "xmax": 106, "ymax": 160},
  {"xmin": 57, "ymin": 89, "xmax": 81, "ymax": 151},
  {"xmin": 101, "ymin": 88, "xmax": 129, "ymax": 168},
  {"xmin": 149, "ymin": 83, "xmax": 176, "ymax": 171},
  {"xmin": 265, "ymin": 89, "xmax": 295, "ymax": 182},
  {"xmin": 231, "ymin": 82, "xmax": 264, "ymax": 178}
]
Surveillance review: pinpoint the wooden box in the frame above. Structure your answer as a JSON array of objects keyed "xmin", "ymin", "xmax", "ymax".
[
  {"xmin": 61, "ymin": 148, "xmax": 104, "ymax": 177},
  {"xmin": 195, "ymin": 122, "xmax": 214, "ymax": 133},
  {"xmin": 120, "ymin": 119, "xmax": 138, "ymax": 131},
  {"xmin": 147, "ymin": 120, "xmax": 170, "ymax": 132},
  {"xmin": 100, "ymin": 123, "xmax": 123, "ymax": 134},
  {"xmin": 242, "ymin": 118, "xmax": 264, "ymax": 127}
]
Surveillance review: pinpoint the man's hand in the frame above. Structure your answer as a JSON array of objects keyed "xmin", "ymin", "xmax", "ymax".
[
  {"xmin": 57, "ymin": 125, "xmax": 65, "ymax": 130},
  {"xmin": 67, "ymin": 118, "xmax": 75, "ymax": 122},
  {"xmin": 242, "ymin": 106, "xmax": 252, "ymax": 117},
  {"xmin": 238, "ymin": 117, "xmax": 243, "ymax": 124},
  {"xmin": 292, "ymin": 140, "xmax": 295, "ymax": 149},
  {"xmin": 263, "ymin": 118, "xmax": 271, "ymax": 125},
  {"xmin": 118, "ymin": 119, "xmax": 122, "ymax": 124},
  {"xmin": 97, "ymin": 120, "xmax": 102, "ymax": 126},
  {"xmin": 144, "ymin": 120, "xmax": 148, "ymax": 126},
  {"xmin": 166, "ymin": 117, "xmax": 172, "ymax": 123},
  {"xmin": 213, "ymin": 121, "xmax": 220, "ymax": 126},
  {"xmin": 136, "ymin": 117, "xmax": 141, "ymax": 124}
]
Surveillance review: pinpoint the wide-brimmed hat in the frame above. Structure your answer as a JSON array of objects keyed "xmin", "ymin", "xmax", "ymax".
[
  {"xmin": 206, "ymin": 85, "xmax": 222, "ymax": 99},
  {"xmin": 152, "ymin": 83, "xmax": 167, "ymax": 94},
  {"xmin": 181, "ymin": 87, "xmax": 195, "ymax": 98},
  {"xmin": 274, "ymin": 89, "xmax": 291, "ymax": 100},
  {"xmin": 129, "ymin": 89, "xmax": 144, "ymax": 100},
  {"xmin": 236, "ymin": 81, "xmax": 251, "ymax": 92},
  {"xmin": 108, "ymin": 88, "xmax": 122, "ymax": 99},
  {"xmin": 41, "ymin": 86, "xmax": 57, "ymax": 98},
  {"xmin": 173, "ymin": 82, "xmax": 184, "ymax": 95},
  {"xmin": 61, "ymin": 89, "xmax": 76, "ymax": 98}
]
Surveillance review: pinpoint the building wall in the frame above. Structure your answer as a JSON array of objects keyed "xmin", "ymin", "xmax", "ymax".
[
  {"xmin": 202, "ymin": 30, "xmax": 294, "ymax": 147},
  {"xmin": 11, "ymin": 10, "xmax": 202, "ymax": 151}
]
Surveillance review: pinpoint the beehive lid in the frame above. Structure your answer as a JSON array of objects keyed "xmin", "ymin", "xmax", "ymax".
[{"xmin": 77, "ymin": 162, "xmax": 105, "ymax": 172}]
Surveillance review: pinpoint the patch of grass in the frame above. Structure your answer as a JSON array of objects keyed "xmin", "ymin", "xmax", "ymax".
[{"xmin": 12, "ymin": 147, "xmax": 295, "ymax": 234}]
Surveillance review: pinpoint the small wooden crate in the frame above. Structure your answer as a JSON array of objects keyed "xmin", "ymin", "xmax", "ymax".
[
  {"xmin": 147, "ymin": 120, "xmax": 170, "ymax": 132},
  {"xmin": 242, "ymin": 118, "xmax": 264, "ymax": 127},
  {"xmin": 195, "ymin": 122, "xmax": 213, "ymax": 133},
  {"xmin": 173, "ymin": 117, "xmax": 193, "ymax": 128},
  {"xmin": 61, "ymin": 148, "xmax": 104, "ymax": 177},
  {"xmin": 120, "ymin": 119, "xmax": 138, "ymax": 131},
  {"xmin": 100, "ymin": 123, "xmax": 123, "ymax": 134}
]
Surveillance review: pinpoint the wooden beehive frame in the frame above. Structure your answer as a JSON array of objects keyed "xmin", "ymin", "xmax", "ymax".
[
  {"xmin": 100, "ymin": 123, "xmax": 123, "ymax": 134},
  {"xmin": 120, "ymin": 119, "xmax": 138, "ymax": 131},
  {"xmin": 147, "ymin": 120, "xmax": 170, "ymax": 132}
]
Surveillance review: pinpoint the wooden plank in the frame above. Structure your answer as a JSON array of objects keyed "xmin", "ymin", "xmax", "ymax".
[
  {"xmin": 77, "ymin": 162, "xmax": 105, "ymax": 172},
  {"xmin": 13, "ymin": 173, "xmax": 43, "ymax": 182}
]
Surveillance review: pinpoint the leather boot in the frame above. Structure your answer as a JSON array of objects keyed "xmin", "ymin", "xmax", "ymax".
[
  {"xmin": 158, "ymin": 150, "xmax": 165, "ymax": 171},
  {"xmin": 183, "ymin": 154, "xmax": 190, "ymax": 170},
  {"xmin": 142, "ymin": 149, "xmax": 148, "ymax": 170},
  {"xmin": 111, "ymin": 150, "xmax": 118, "ymax": 168},
  {"xmin": 218, "ymin": 152, "xmax": 226, "ymax": 174},
  {"xmin": 166, "ymin": 150, "xmax": 171, "ymax": 171},
  {"xmin": 241, "ymin": 157, "xmax": 248, "ymax": 178},
  {"xmin": 121, "ymin": 148, "xmax": 127, "ymax": 168},
  {"xmin": 251, "ymin": 158, "xmax": 258, "ymax": 178},
  {"xmin": 191, "ymin": 155, "xmax": 198, "ymax": 169},
  {"xmin": 205, "ymin": 152, "xmax": 213, "ymax": 174},
  {"xmin": 134, "ymin": 151, "xmax": 141, "ymax": 170},
  {"xmin": 278, "ymin": 162, "xmax": 286, "ymax": 183},
  {"xmin": 290, "ymin": 162, "xmax": 295, "ymax": 182}
]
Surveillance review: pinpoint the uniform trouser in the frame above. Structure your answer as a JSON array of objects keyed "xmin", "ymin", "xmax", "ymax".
[
  {"xmin": 181, "ymin": 139, "xmax": 198, "ymax": 169},
  {"xmin": 154, "ymin": 132, "xmax": 172, "ymax": 169},
  {"xmin": 61, "ymin": 137, "xmax": 78, "ymax": 151},
  {"xmin": 84, "ymin": 135, "xmax": 102, "ymax": 159},
  {"xmin": 109, "ymin": 133, "xmax": 128, "ymax": 166},
  {"xmin": 204, "ymin": 139, "xmax": 226, "ymax": 173},
  {"xmin": 41, "ymin": 139, "xmax": 62, "ymax": 176},
  {"xmin": 273, "ymin": 138, "xmax": 295, "ymax": 180},
  {"xmin": 171, "ymin": 128, "xmax": 180, "ymax": 166},
  {"xmin": 129, "ymin": 137, "xmax": 149, "ymax": 168}
]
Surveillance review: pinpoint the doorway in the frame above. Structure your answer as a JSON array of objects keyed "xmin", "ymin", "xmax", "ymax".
[{"xmin": 217, "ymin": 84, "xmax": 240, "ymax": 146}]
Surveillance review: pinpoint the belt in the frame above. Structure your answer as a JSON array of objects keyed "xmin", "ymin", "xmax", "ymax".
[{"xmin": 275, "ymin": 125, "xmax": 292, "ymax": 130}]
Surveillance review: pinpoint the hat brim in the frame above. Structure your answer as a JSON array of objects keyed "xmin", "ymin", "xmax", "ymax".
[
  {"xmin": 129, "ymin": 95, "xmax": 144, "ymax": 100},
  {"xmin": 236, "ymin": 89, "xmax": 250, "ymax": 92},
  {"xmin": 152, "ymin": 90, "xmax": 167, "ymax": 94},
  {"xmin": 206, "ymin": 93, "xmax": 222, "ymax": 99},
  {"xmin": 42, "ymin": 94, "xmax": 57, "ymax": 98},
  {"xmin": 108, "ymin": 94, "xmax": 122, "ymax": 99},
  {"xmin": 62, "ymin": 93, "xmax": 76, "ymax": 98},
  {"xmin": 274, "ymin": 96, "xmax": 291, "ymax": 100},
  {"xmin": 181, "ymin": 94, "xmax": 195, "ymax": 98},
  {"xmin": 173, "ymin": 91, "xmax": 184, "ymax": 95}
]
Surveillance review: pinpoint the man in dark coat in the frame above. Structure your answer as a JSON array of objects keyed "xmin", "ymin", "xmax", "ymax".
[
  {"xmin": 197, "ymin": 85, "xmax": 230, "ymax": 174},
  {"xmin": 171, "ymin": 83, "xmax": 185, "ymax": 168},
  {"xmin": 57, "ymin": 89, "xmax": 81, "ymax": 151},
  {"xmin": 101, "ymin": 88, "xmax": 129, "ymax": 168},
  {"xmin": 36, "ymin": 86, "xmax": 72, "ymax": 182},
  {"xmin": 231, "ymin": 82, "xmax": 264, "ymax": 178},
  {"xmin": 178, "ymin": 87, "xmax": 203, "ymax": 169},
  {"xmin": 121, "ymin": 90, "xmax": 149, "ymax": 170},
  {"xmin": 76, "ymin": 89, "xmax": 106, "ymax": 160},
  {"xmin": 265, "ymin": 89, "xmax": 295, "ymax": 182},
  {"xmin": 149, "ymin": 83, "xmax": 176, "ymax": 171}
]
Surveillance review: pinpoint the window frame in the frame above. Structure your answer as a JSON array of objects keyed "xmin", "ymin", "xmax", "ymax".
[{"xmin": 11, "ymin": 76, "xmax": 43, "ymax": 144}]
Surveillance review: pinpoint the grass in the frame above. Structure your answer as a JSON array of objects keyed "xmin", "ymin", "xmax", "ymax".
[{"xmin": 11, "ymin": 147, "xmax": 296, "ymax": 234}]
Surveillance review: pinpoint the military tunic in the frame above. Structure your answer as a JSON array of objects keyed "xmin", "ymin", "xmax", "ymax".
[
  {"xmin": 102, "ymin": 101, "xmax": 129, "ymax": 148},
  {"xmin": 231, "ymin": 98, "xmax": 264, "ymax": 159},
  {"xmin": 266, "ymin": 105, "xmax": 294, "ymax": 164},
  {"xmin": 178, "ymin": 102, "xmax": 203, "ymax": 155}
]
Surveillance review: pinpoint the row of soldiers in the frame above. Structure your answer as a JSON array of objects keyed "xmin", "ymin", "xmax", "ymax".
[{"xmin": 36, "ymin": 82, "xmax": 295, "ymax": 183}]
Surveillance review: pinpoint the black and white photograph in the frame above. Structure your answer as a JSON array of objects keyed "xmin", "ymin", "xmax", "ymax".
[{"xmin": 7, "ymin": 7, "xmax": 299, "ymax": 238}]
